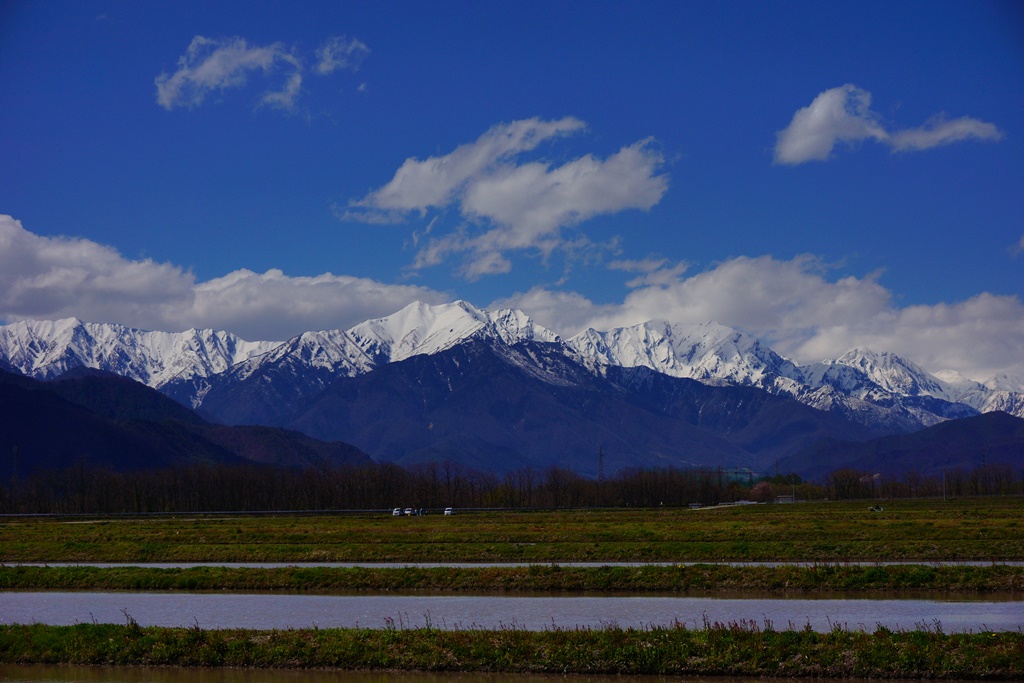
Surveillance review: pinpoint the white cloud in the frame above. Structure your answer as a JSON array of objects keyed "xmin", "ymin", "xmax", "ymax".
[
  {"xmin": 889, "ymin": 114, "xmax": 1004, "ymax": 152},
  {"xmin": 156, "ymin": 34, "xmax": 369, "ymax": 112},
  {"xmin": 316, "ymin": 36, "xmax": 370, "ymax": 74},
  {"xmin": 345, "ymin": 117, "xmax": 587, "ymax": 218},
  {"xmin": 490, "ymin": 287, "xmax": 619, "ymax": 335},
  {"xmin": 460, "ymin": 139, "xmax": 667, "ymax": 246},
  {"xmin": 774, "ymin": 84, "xmax": 1002, "ymax": 164},
  {"xmin": 498, "ymin": 254, "xmax": 1024, "ymax": 382},
  {"xmin": 791, "ymin": 293, "xmax": 1024, "ymax": 382},
  {"xmin": 608, "ymin": 257, "xmax": 689, "ymax": 288},
  {"xmin": 344, "ymin": 118, "xmax": 669, "ymax": 278},
  {"xmin": 258, "ymin": 70, "xmax": 303, "ymax": 111},
  {"xmin": 607, "ymin": 257, "xmax": 671, "ymax": 274},
  {"xmin": 188, "ymin": 268, "xmax": 448, "ymax": 340},
  {"xmin": 0, "ymin": 215, "xmax": 448, "ymax": 341},
  {"xmin": 774, "ymin": 85, "xmax": 888, "ymax": 164},
  {"xmin": 156, "ymin": 36, "xmax": 299, "ymax": 110},
  {"xmin": 0, "ymin": 215, "xmax": 196, "ymax": 327}
]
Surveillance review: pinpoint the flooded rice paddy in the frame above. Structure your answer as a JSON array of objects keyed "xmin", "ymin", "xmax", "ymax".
[{"xmin": 2, "ymin": 591, "xmax": 1020, "ymax": 633}]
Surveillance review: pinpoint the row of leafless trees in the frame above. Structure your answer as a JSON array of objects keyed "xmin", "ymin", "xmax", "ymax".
[
  {"xmin": 1, "ymin": 460, "xmax": 1020, "ymax": 514},
  {"xmin": 825, "ymin": 464, "xmax": 1022, "ymax": 500},
  {"xmin": 0, "ymin": 460, "xmax": 749, "ymax": 514}
]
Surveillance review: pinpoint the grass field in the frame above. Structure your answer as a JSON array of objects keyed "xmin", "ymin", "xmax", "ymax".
[
  {"xmin": 2, "ymin": 621, "xmax": 1022, "ymax": 679},
  {"xmin": 3, "ymin": 497, "xmax": 1023, "ymax": 563}
]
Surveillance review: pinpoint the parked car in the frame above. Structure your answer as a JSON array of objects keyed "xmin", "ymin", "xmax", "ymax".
[
  {"xmin": 404, "ymin": 508, "xmax": 414, "ymax": 516},
  {"xmin": 392, "ymin": 508, "xmax": 402, "ymax": 516},
  {"xmin": 444, "ymin": 507, "xmax": 454, "ymax": 515}
]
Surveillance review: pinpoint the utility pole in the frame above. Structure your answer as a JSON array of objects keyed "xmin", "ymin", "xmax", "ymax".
[{"xmin": 11, "ymin": 444, "xmax": 17, "ymax": 511}]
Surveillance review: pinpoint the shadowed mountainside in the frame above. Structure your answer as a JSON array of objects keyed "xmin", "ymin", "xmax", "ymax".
[
  {"xmin": 779, "ymin": 410, "xmax": 1024, "ymax": 479},
  {"xmin": 283, "ymin": 340, "xmax": 877, "ymax": 476},
  {"xmin": 0, "ymin": 369, "xmax": 371, "ymax": 477}
]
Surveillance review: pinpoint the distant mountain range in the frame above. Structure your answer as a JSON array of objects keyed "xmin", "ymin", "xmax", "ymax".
[{"xmin": 2, "ymin": 301, "xmax": 1022, "ymax": 478}]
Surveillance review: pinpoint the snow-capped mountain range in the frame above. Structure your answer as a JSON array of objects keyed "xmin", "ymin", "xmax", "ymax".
[
  {"xmin": 0, "ymin": 318, "xmax": 278, "ymax": 387},
  {"xmin": 2, "ymin": 301, "xmax": 1022, "ymax": 432}
]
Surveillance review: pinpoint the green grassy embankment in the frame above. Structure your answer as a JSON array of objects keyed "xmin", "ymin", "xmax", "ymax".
[
  {"xmin": 2, "ymin": 621, "xmax": 1021, "ymax": 679},
  {"xmin": 2, "ymin": 563, "xmax": 1022, "ymax": 594}
]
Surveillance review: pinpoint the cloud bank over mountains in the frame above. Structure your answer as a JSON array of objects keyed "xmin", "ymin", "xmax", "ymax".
[
  {"xmin": 774, "ymin": 84, "xmax": 1003, "ymax": 164},
  {"xmin": 0, "ymin": 215, "xmax": 445, "ymax": 344},
  {"xmin": 2, "ymin": 214, "xmax": 1020, "ymax": 383}
]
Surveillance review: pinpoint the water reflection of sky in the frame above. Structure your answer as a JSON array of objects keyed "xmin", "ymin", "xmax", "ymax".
[{"xmin": 2, "ymin": 592, "xmax": 1020, "ymax": 633}]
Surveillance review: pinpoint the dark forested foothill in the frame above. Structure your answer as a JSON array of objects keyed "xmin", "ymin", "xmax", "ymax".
[{"xmin": 0, "ymin": 369, "xmax": 371, "ymax": 487}]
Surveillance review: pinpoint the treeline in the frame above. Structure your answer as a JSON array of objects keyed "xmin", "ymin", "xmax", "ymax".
[
  {"xmin": 0, "ymin": 461, "xmax": 739, "ymax": 514},
  {"xmin": 1, "ymin": 459, "xmax": 1020, "ymax": 514},
  {"xmin": 824, "ymin": 464, "xmax": 1022, "ymax": 499}
]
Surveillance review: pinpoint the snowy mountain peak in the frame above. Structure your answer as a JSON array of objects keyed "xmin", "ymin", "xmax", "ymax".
[
  {"xmin": 346, "ymin": 299, "xmax": 491, "ymax": 362},
  {"xmin": 933, "ymin": 368, "xmax": 980, "ymax": 388},
  {"xmin": 984, "ymin": 373, "xmax": 1024, "ymax": 393},
  {"xmin": 487, "ymin": 308, "xmax": 561, "ymax": 345},
  {"xmin": 833, "ymin": 348, "xmax": 949, "ymax": 399},
  {"xmin": 566, "ymin": 318, "xmax": 796, "ymax": 389},
  {"xmin": 345, "ymin": 300, "xmax": 558, "ymax": 364}
]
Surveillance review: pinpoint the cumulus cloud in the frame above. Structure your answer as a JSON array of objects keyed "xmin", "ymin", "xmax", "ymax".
[
  {"xmin": 774, "ymin": 85, "xmax": 888, "ymax": 164},
  {"xmin": 0, "ymin": 215, "xmax": 196, "ymax": 326},
  {"xmin": 490, "ymin": 287, "xmax": 620, "ymax": 336},
  {"xmin": 345, "ymin": 117, "xmax": 587, "ymax": 218},
  {"xmin": 188, "ymin": 268, "xmax": 448, "ymax": 340},
  {"xmin": 774, "ymin": 84, "xmax": 1003, "ymax": 164},
  {"xmin": 791, "ymin": 293, "xmax": 1024, "ymax": 382},
  {"xmin": 343, "ymin": 117, "xmax": 669, "ymax": 278},
  {"xmin": 496, "ymin": 254, "xmax": 1024, "ymax": 382},
  {"xmin": 156, "ymin": 35, "xmax": 368, "ymax": 112},
  {"xmin": 0, "ymin": 215, "xmax": 448, "ymax": 341}
]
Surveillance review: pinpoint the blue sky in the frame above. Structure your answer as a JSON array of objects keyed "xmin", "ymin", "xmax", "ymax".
[{"xmin": 1, "ymin": 1, "xmax": 1022, "ymax": 380}]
